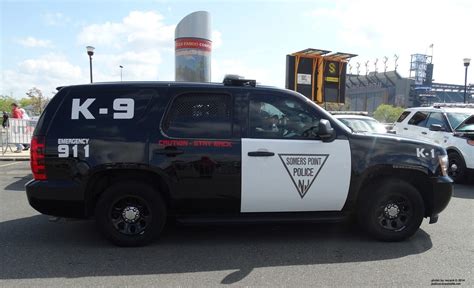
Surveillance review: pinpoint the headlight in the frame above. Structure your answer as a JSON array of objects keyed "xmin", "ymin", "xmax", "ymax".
[{"xmin": 438, "ymin": 155, "xmax": 448, "ymax": 176}]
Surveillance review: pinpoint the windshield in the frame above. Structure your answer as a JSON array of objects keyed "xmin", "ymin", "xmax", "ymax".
[
  {"xmin": 456, "ymin": 115, "xmax": 474, "ymax": 132},
  {"xmin": 446, "ymin": 113, "xmax": 472, "ymax": 129},
  {"xmin": 338, "ymin": 118, "xmax": 386, "ymax": 133}
]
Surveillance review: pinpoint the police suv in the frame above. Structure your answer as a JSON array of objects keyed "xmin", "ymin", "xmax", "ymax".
[
  {"xmin": 393, "ymin": 103, "xmax": 474, "ymax": 183},
  {"xmin": 26, "ymin": 77, "xmax": 452, "ymax": 246}
]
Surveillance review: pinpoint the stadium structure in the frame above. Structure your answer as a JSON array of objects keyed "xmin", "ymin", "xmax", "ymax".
[{"xmin": 345, "ymin": 54, "xmax": 473, "ymax": 113}]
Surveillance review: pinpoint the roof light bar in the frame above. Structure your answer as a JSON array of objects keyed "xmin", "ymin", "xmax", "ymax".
[
  {"xmin": 432, "ymin": 103, "xmax": 474, "ymax": 108},
  {"xmin": 330, "ymin": 111, "xmax": 369, "ymax": 116},
  {"xmin": 223, "ymin": 75, "xmax": 256, "ymax": 87}
]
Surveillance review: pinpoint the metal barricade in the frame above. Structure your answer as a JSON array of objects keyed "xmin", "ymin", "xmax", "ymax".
[{"xmin": 1, "ymin": 119, "xmax": 38, "ymax": 155}]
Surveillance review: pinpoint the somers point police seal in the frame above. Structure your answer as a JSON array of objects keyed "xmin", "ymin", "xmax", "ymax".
[{"xmin": 278, "ymin": 154, "xmax": 329, "ymax": 198}]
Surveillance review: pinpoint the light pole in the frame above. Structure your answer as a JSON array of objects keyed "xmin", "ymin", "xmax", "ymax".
[
  {"xmin": 119, "ymin": 65, "xmax": 124, "ymax": 81},
  {"xmin": 463, "ymin": 58, "xmax": 471, "ymax": 103},
  {"xmin": 86, "ymin": 46, "xmax": 95, "ymax": 83}
]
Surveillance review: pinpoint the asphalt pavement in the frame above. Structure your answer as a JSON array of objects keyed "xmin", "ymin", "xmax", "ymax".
[{"xmin": 0, "ymin": 162, "xmax": 472, "ymax": 287}]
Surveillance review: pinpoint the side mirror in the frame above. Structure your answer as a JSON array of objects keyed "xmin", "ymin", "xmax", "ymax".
[
  {"xmin": 429, "ymin": 124, "xmax": 443, "ymax": 131},
  {"xmin": 319, "ymin": 119, "xmax": 336, "ymax": 142}
]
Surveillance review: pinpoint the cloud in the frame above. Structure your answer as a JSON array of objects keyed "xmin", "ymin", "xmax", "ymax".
[
  {"xmin": 76, "ymin": 10, "xmax": 176, "ymax": 82},
  {"xmin": 212, "ymin": 30, "xmax": 223, "ymax": 49},
  {"xmin": 1, "ymin": 10, "xmax": 180, "ymax": 96},
  {"xmin": 308, "ymin": 0, "xmax": 474, "ymax": 85},
  {"xmin": 77, "ymin": 10, "xmax": 175, "ymax": 50},
  {"xmin": 16, "ymin": 37, "xmax": 53, "ymax": 48},
  {"xmin": 91, "ymin": 50, "xmax": 164, "ymax": 82},
  {"xmin": 1, "ymin": 54, "xmax": 84, "ymax": 97},
  {"xmin": 42, "ymin": 12, "xmax": 71, "ymax": 26}
]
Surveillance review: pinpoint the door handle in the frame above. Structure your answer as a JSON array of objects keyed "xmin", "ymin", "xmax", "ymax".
[
  {"xmin": 421, "ymin": 132, "xmax": 427, "ymax": 135},
  {"xmin": 403, "ymin": 128, "xmax": 408, "ymax": 130},
  {"xmin": 248, "ymin": 151, "xmax": 275, "ymax": 157},
  {"xmin": 154, "ymin": 147, "xmax": 184, "ymax": 156}
]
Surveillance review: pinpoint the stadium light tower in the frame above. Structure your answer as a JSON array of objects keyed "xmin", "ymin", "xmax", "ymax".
[
  {"xmin": 464, "ymin": 58, "xmax": 471, "ymax": 103},
  {"xmin": 383, "ymin": 56, "xmax": 388, "ymax": 72}
]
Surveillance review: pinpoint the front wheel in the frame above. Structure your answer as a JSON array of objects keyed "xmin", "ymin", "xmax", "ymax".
[
  {"xmin": 95, "ymin": 181, "xmax": 166, "ymax": 247},
  {"xmin": 448, "ymin": 152, "xmax": 467, "ymax": 183},
  {"xmin": 358, "ymin": 179, "xmax": 424, "ymax": 242}
]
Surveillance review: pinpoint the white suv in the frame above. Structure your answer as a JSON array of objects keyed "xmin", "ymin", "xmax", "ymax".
[{"xmin": 393, "ymin": 103, "xmax": 474, "ymax": 183}]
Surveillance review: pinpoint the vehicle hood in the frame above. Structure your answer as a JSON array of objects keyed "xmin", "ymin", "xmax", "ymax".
[
  {"xmin": 348, "ymin": 130, "xmax": 447, "ymax": 178},
  {"xmin": 353, "ymin": 131, "xmax": 439, "ymax": 146}
]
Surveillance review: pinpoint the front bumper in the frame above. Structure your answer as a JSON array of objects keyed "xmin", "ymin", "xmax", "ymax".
[
  {"xmin": 426, "ymin": 175, "xmax": 453, "ymax": 223},
  {"xmin": 25, "ymin": 179, "xmax": 87, "ymax": 218}
]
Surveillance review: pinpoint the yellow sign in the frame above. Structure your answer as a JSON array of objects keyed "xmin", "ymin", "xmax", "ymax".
[
  {"xmin": 325, "ymin": 77, "xmax": 339, "ymax": 83},
  {"xmin": 328, "ymin": 63, "xmax": 337, "ymax": 74}
]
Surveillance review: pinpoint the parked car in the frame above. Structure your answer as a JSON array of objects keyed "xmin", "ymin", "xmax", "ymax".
[
  {"xmin": 26, "ymin": 76, "xmax": 452, "ymax": 246},
  {"xmin": 392, "ymin": 103, "xmax": 474, "ymax": 183},
  {"xmin": 332, "ymin": 112, "xmax": 387, "ymax": 134}
]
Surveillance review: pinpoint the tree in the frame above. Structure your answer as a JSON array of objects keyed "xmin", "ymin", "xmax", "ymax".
[
  {"xmin": 25, "ymin": 87, "xmax": 48, "ymax": 115},
  {"xmin": 373, "ymin": 104, "xmax": 405, "ymax": 123},
  {"xmin": 19, "ymin": 98, "xmax": 34, "ymax": 109},
  {"xmin": 0, "ymin": 95, "xmax": 16, "ymax": 113}
]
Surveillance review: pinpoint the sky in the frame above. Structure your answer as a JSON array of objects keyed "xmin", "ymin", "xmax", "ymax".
[{"xmin": 1, "ymin": 0, "xmax": 473, "ymax": 98}]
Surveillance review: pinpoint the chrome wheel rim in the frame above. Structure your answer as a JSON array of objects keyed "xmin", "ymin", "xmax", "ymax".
[
  {"xmin": 110, "ymin": 196, "xmax": 151, "ymax": 236},
  {"xmin": 375, "ymin": 195, "xmax": 412, "ymax": 232}
]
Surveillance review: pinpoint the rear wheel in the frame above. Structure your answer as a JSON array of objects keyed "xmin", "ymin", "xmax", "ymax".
[
  {"xmin": 448, "ymin": 152, "xmax": 467, "ymax": 183},
  {"xmin": 358, "ymin": 179, "xmax": 424, "ymax": 242},
  {"xmin": 95, "ymin": 181, "xmax": 166, "ymax": 246}
]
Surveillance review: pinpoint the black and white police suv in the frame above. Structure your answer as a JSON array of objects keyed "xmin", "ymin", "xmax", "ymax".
[
  {"xmin": 393, "ymin": 103, "xmax": 474, "ymax": 183},
  {"xmin": 26, "ymin": 77, "xmax": 452, "ymax": 246}
]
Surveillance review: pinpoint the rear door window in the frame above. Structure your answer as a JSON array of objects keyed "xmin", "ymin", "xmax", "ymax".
[
  {"xmin": 162, "ymin": 93, "xmax": 232, "ymax": 139},
  {"xmin": 408, "ymin": 111, "xmax": 429, "ymax": 127},
  {"xmin": 397, "ymin": 111, "xmax": 411, "ymax": 123}
]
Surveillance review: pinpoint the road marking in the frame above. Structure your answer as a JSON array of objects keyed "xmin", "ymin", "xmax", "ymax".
[{"xmin": 0, "ymin": 161, "xmax": 22, "ymax": 168}]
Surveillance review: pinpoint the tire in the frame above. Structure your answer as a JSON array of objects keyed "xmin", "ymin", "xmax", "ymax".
[
  {"xmin": 358, "ymin": 179, "xmax": 424, "ymax": 242},
  {"xmin": 95, "ymin": 181, "xmax": 166, "ymax": 247},
  {"xmin": 448, "ymin": 152, "xmax": 467, "ymax": 184}
]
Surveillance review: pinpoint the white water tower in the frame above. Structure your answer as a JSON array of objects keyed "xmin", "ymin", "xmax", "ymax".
[{"xmin": 175, "ymin": 11, "xmax": 212, "ymax": 82}]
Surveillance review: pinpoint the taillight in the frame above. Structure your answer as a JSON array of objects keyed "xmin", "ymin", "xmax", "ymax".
[{"xmin": 30, "ymin": 136, "xmax": 47, "ymax": 180}]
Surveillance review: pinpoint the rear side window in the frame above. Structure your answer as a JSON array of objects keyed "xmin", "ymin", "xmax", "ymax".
[
  {"xmin": 163, "ymin": 93, "xmax": 232, "ymax": 139},
  {"xmin": 408, "ymin": 111, "xmax": 429, "ymax": 127},
  {"xmin": 397, "ymin": 111, "xmax": 411, "ymax": 123}
]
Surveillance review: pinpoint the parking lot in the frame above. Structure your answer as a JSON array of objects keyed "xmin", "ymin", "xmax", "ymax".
[{"xmin": 0, "ymin": 161, "xmax": 472, "ymax": 287}]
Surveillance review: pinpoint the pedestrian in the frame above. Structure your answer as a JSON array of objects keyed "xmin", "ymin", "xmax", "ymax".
[
  {"xmin": 2, "ymin": 111, "xmax": 8, "ymax": 128},
  {"xmin": 19, "ymin": 108, "xmax": 30, "ymax": 120},
  {"xmin": 19, "ymin": 108, "xmax": 31, "ymax": 150},
  {"xmin": 10, "ymin": 103, "xmax": 24, "ymax": 153}
]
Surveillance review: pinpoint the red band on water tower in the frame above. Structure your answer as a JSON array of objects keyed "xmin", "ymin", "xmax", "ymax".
[{"xmin": 175, "ymin": 38, "xmax": 212, "ymax": 52}]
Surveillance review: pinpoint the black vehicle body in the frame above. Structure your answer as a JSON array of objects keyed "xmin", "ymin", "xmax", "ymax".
[{"xmin": 26, "ymin": 81, "xmax": 452, "ymax": 245}]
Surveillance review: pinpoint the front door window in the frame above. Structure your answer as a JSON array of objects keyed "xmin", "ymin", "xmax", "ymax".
[{"xmin": 249, "ymin": 94, "xmax": 321, "ymax": 139}]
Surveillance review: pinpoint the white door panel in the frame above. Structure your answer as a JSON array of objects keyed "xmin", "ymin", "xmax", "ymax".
[{"xmin": 241, "ymin": 138, "xmax": 351, "ymax": 213}]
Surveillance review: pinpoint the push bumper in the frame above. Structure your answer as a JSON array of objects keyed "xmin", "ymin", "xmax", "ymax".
[
  {"xmin": 427, "ymin": 175, "xmax": 453, "ymax": 223},
  {"xmin": 25, "ymin": 179, "xmax": 87, "ymax": 218}
]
